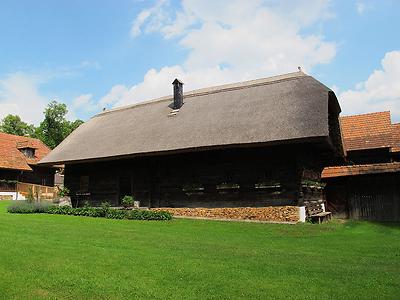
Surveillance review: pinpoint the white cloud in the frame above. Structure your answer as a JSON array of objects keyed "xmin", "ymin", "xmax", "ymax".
[
  {"xmin": 0, "ymin": 71, "xmax": 100, "ymax": 124},
  {"xmin": 103, "ymin": 66, "xmax": 243, "ymax": 107},
  {"xmin": 80, "ymin": 60, "xmax": 101, "ymax": 70},
  {"xmin": 99, "ymin": 85, "xmax": 129, "ymax": 107},
  {"xmin": 339, "ymin": 50, "xmax": 400, "ymax": 121},
  {"xmin": 356, "ymin": 1, "xmax": 373, "ymax": 15},
  {"xmin": 0, "ymin": 73, "xmax": 48, "ymax": 125},
  {"xmin": 356, "ymin": 2, "xmax": 366, "ymax": 14},
  {"xmin": 331, "ymin": 84, "xmax": 340, "ymax": 94},
  {"xmin": 72, "ymin": 93, "xmax": 98, "ymax": 113},
  {"xmin": 130, "ymin": 0, "xmax": 169, "ymax": 37},
  {"xmin": 103, "ymin": 0, "xmax": 337, "ymax": 108}
]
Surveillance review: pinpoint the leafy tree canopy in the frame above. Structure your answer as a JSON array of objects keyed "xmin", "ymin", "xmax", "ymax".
[
  {"xmin": 0, "ymin": 101, "xmax": 84, "ymax": 149},
  {"xmin": 0, "ymin": 114, "xmax": 35, "ymax": 137},
  {"xmin": 35, "ymin": 101, "xmax": 84, "ymax": 149}
]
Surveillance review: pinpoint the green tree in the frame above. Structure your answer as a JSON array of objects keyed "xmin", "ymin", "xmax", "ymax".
[
  {"xmin": 0, "ymin": 114, "xmax": 36, "ymax": 137},
  {"xmin": 36, "ymin": 101, "xmax": 83, "ymax": 149},
  {"xmin": 68, "ymin": 119, "xmax": 84, "ymax": 135}
]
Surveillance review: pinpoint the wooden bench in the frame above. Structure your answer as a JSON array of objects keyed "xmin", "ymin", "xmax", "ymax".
[{"xmin": 306, "ymin": 202, "xmax": 332, "ymax": 223}]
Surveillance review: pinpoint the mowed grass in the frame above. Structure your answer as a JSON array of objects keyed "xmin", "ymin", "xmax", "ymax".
[{"xmin": 0, "ymin": 201, "xmax": 399, "ymax": 299}]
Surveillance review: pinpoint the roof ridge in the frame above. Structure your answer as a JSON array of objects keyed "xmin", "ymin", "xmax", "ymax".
[
  {"xmin": 95, "ymin": 71, "xmax": 307, "ymax": 118},
  {"xmin": 340, "ymin": 111, "xmax": 391, "ymax": 119},
  {"xmin": 0, "ymin": 131, "xmax": 36, "ymax": 140},
  {"xmin": 0, "ymin": 132, "xmax": 49, "ymax": 149}
]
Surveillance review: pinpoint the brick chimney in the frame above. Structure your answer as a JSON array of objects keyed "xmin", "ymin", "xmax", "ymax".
[{"xmin": 172, "ymin": 78, "xmax": 184, "ymax": 109}]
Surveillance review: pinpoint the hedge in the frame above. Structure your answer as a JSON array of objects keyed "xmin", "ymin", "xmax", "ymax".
[{"xmin": 7, "ymin": 202, "xmax": 172, "ymax": 221}]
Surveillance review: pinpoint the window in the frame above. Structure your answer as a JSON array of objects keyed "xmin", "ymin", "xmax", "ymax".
[{"xmin": 20, "ymin": 148, "xmax": 35, "ymax": 158}]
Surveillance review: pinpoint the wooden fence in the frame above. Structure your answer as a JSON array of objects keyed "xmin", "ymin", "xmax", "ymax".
[
  {"xmin": 0, "ymin": 181, "xmax": 17, "ymax": 192},
  {"xmin": 16, "ymin": 182, "xmax": 55, "ymax": 201}
]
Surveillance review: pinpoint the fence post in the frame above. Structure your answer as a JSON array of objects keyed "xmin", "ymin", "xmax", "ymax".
[{"xmin": 16, "ymin": 182, "xmax": 20, "ymax": 200}]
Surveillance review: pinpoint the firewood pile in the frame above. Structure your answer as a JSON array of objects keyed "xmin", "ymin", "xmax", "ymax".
[{"xmin": 151, "ymin": 206, "xmax": 299, "ymax": 222}]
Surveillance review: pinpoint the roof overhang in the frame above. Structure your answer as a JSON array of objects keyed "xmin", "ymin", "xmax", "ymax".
[
  {"xmin": 322, "ymin": 162, "xmax": 400, "ymax": 179},
  {"xmin": 39, "ymin": 136, "xmax": 330, "ymax": 166},
  {"xmin": 0, "ymin": 166, "xmax": 33, "ymax": 172}
]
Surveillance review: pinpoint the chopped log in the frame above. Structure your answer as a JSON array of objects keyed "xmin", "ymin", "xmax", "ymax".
[{"xmin": 151, "ymin": 206, "xmax": 299, "ymax": 222}]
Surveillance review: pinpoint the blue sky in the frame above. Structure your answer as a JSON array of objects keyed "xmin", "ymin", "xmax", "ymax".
[{"xmin": 0, "ymin": 0, "xmax": 399, "ymax": 124}]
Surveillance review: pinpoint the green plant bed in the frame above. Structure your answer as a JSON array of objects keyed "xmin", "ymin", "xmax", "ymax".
[
  {"xmin": 7, "ymin": 201, "xmax": 52, "ymax": 213},
  {"xmin": 7, "ymin": 201, "xmax": 172, "ymax": 221}
]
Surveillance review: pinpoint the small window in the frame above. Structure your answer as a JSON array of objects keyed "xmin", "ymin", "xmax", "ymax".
[
  {"xmin": 20, "ymin": 148, "xmax": 35, "ymax": 158},
  {"xmin": 80, "ymin": 176, "xmax": 89, "ymax": 192}
]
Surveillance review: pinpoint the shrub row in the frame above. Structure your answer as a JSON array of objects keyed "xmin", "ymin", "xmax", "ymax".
[
  {"xmin": 106, "ymin": 209, "xmax": 172, "ymax": 220},
  {"xmin": 47, "ymin": 206, "xmax": 107, "ymax": 217},
  {"xmin": 7, "ymin": 201, "xmax": 52, "ymax": 214},
  {"xmin": 7, "ymin": 202, "xmax": 172, "ymax": 221}
]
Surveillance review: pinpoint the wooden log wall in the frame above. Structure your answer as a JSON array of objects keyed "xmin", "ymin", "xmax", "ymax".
[
  {"xmin": 324, "ymin": 173, "xmax": 400, "ymax": 221},
  {"xmin": 0, "ymin": 167, "xmax": 54, "ymax": 186},
  {"xmin": 347, "ymin": 173, "xmax": 400, "ymax": 221},
  {"xmin": 65, "ymin": 144, "xmax": 329, "ymax": 208}
]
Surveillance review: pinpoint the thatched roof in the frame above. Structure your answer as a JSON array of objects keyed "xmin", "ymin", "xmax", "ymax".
[{"xmin": 39, "ymin": 71, "xmax": 340, "ymax": 165}]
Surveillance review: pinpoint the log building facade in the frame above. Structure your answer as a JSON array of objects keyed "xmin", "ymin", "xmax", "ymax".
[{"xmin": 40, "ymin": 72, "xmax": 343, "ymax": 217}]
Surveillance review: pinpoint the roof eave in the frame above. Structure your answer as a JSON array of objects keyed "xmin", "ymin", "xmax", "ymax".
[
  {"xmin": 0, "ymin": 166, "xmax": 33, "ymax": 172},
  {"xmin": 38, "ymin": 136, "xmax": 330, "ymax": 166}
]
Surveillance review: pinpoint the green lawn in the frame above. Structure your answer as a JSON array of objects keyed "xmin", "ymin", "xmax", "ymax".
[{"xmin": 0, "ymin": 201, "xmax": 399, "ymax": 299}]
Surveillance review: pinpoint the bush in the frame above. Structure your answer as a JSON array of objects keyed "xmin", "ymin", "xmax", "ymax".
[
  {"xmin": 106, "ymin": 209, "xmax": 128, "ymax": 219},
  {"xmin": 100, "ymin": 201, "xmax": 111, "ymax": 216},
  {"xmin": 47, "ymin": 206, "xmax": 105, "ymax": 218},
  {"xmin": 47, "ymin": 206, "xmax": 73, "ymax": 215},
  {"xmin": 57, "ymin": 186, "xmax": 70, "ymax": 197},
  {"xmin": 127, "ymin": 210, "xmax": 172, "ymax": 221},
  {"xmin": 8, "ymin": 201, "xmax": 172, "ymax": 221},
  {"xmin": 121, "ymin": 195, "xmax": 134, "ymax": 208},
  {"xmin": 47, "ymin": 206, "xmax": 172, "ymax": 220},
  {"xmin": 7, "ymin": 201, "xmax": 53, "ymax": 214}
]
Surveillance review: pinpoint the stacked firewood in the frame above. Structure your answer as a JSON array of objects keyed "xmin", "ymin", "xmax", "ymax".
[{"xmin": 151, "ymin": 206, "xmax": 299, "ymax": 222}]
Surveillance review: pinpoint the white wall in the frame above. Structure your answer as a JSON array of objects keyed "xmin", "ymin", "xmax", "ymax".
[
  {"xmin": 299, "ymin": 206, "xmax": 306, "ymax": 222},
  {"xmin": 0, "ymin": 191, "xmax": 26, "ymax": 200}
]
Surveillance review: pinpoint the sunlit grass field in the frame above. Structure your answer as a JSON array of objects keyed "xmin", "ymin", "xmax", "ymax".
[{"xmin": 0, "ymin": 200, "xmax": 399, "ymax": 299}]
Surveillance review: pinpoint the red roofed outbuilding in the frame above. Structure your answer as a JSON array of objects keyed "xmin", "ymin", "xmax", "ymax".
[
  {"xmin": 322, "ymin": 111, "xmax": 400, "ymax": 221},
  {"xmin": 0, "ymin": 132, "xmax": 55, "ymax": 186}
]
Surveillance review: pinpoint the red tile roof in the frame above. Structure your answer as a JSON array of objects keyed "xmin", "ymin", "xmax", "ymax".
[
  {"xmin": 322, "ymin": 162, "xmax": 400, "ymax": 179},
  {"xmin": 340, "ymin": 111, "xmax": 393, "ymax": 151},
  {"xmin": 0, "ymin": 132, "xmax": 50, "ymax": 171},
  {"xmin": 392, "ymin": 123, "xmax": 400, "ymax": 152}
]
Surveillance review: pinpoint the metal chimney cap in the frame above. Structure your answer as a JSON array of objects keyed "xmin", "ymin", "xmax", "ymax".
[{"xmin": 172, "ymin": 78, "xmax": 184, "ymax": 85}]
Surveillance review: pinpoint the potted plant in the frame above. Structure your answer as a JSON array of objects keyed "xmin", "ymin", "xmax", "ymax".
[
  {"xmin": 121, "ymin": 195, "xmax": 134, "ymax": 209},
  {"xmin": 58, "ymin": 186, "xmax": 72, "ymax": 207}
]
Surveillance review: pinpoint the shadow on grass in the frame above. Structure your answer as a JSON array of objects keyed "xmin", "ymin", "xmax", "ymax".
[{"xmin": 337, "ymin": 218, "xmax": 400, "ymax": 233}]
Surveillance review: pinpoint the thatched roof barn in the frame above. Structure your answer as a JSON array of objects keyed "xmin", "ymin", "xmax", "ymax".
[
  {"xmin": 40, "ymin": 72, "xmax": 342, "ymax": 164},
  {"xmin": 39, "ymin": 71, "xmax": 343, "ymax": 221}
]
